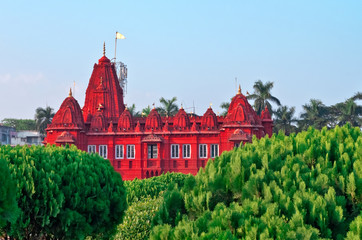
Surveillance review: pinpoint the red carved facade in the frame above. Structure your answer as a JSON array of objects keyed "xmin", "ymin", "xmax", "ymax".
[{"xmin": 44, "ymin": 53, "xmax": 273, "ymax": 180}]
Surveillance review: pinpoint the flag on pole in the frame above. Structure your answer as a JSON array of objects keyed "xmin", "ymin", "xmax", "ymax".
[{"xmin": 116, "ymin": 32, "xmax": 126, "ymax": 39}]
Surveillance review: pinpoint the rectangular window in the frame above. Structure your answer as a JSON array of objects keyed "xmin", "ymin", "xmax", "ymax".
[
  {"xmin": 183, "ymin": 144, "xmax": 191, "ymax": 158},
  {"xmin": 115, "ymin": 145, "xmax": 124, "ymax": 159},
  {"xmin": 88, "ymin": 145, "xmax": 96, "ymax": 153},
  {"xmin": 148, "ymin": 144, "xmax": 158, "ymax": 159},
  {"xmin": 171, "ymin": 144, "xmax": 179, "ymax": 158},
  {"xmin": 210, "ymin": 144, "xmax": 219, "ymax": 158},
  {"xmin": 127, "ymin": 145, "xmax": 135, "ymax": 159},
  {"xmin": 199, "ymin": 144, "xmax": 207, "ymax": 158},
  {"xmin": 99, "ymin": 145, "xmax": 107, "ymax": 159},
  {"xmin": 185, "ymin": 160, "xmax": 188, "ymax": 168}
]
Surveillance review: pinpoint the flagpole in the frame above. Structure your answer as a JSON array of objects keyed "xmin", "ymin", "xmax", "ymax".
[{"xmin": 114, "ymin": 32, "xmax": 117, "ymax": 62}]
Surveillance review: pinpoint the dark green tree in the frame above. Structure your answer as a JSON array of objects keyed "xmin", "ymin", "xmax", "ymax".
[
  {"xmin": 1, "ymin": 144, "xmax": 127, "ymax": 240},
  {"xmin": 330, "ymin": 93, "xmax": 362, "ymax": 127},
  {"xmin": 0, "ymin": 158, "xmax": 19, "ymax": 235},
  {"xmin": 128, "ymin": 103, "xmax": 141, "ymax": 117},
  {"xmin": 246, "ymin": 80, "xmax": 281, "ymax": 115},
  {"xmin": 35, "ymin": 106, "xmax": 55, "ymax": 135},
  {"xmin": 1, "ymin": 118, "xmax": 36, "ymax": 131},
  {"xmin": 157, "ymin": 97, "xmax": 178, "ymax": 117},
  {"xmin": 299, "ymin": 99, "xmax": 330, "ymax": 130},
  {"xmin": 273, "ymin": 105, "xmax": 298, "ymax": 135}
]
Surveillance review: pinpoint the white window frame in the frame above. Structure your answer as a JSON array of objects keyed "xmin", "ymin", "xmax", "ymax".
[
  {"xmin": 199, "ymin": 144, "xmax": 207, "ymax": 158},
  {"xmin": 210, "ymin": 144, "xmax": 219, "ymax": 158},
  {"xmin": 99, "ymin": 145, "xmax": 108, "ymax": 159},
  {"xmin": 115, "ymin": 145, "xmax": 124, "ymax": 159},
  {"xmin": 88, "ymin": 145, "xmax": 96, "ymax": 153},
  {"xmin": 171, "ymin": 144, "xmax": 179, "ymax": 158},
  {"xmin": 183, "ymin": 144, "xmax": 191, "ymax": 158},
  {"xmin": 148, "ymin": 144, "xmax": 158, "ymax": 159},
  {"xmin": 127, "ymin": 144, "xmax": 135, "ymax": 159}
]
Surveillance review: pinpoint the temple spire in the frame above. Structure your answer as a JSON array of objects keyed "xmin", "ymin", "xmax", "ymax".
[
  {"xmin": 103, "ymin": 42, "xmax": 106, "ymax": 56},
  {"xmin": 69, "ymin": 88, "xmax": 72, "ymax": 97},
  {"xmin": 237, "ymin": 84, "xmax": 241, "ymax": 94}
]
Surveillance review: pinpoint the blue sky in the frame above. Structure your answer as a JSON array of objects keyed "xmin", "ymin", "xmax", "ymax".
[{"xmin": 1, "ymin": 1, "xmax": 361, "ymax": 120}]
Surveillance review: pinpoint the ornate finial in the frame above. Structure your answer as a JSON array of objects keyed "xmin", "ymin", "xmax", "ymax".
[
  {"xmin": 69, "ymin": 88, "xmax": 72, "ymax": 97},
  {"xmin": 152, "ymin": 103, "xmax": 155, "ymax": 109},
  {"xmin": 209, "ymin": 103, "xmax": 212, "ymax": 109},
  {"xmin": 180, "ymin": 103, "xmax": 183, "ymax": 110},
  {"xmin": 103, "ymin": 42, "xmax": 106, "ymax": 56},
  {"xmin": 125, "ymin": 104, "xmax": 128, "ymax": 110},
  {"xmin": 237, "ymin": 85, "xmax": 241, "ymax": 94}
]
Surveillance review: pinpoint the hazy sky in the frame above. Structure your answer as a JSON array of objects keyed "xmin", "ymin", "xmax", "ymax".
[{"xmin": 1, "ymin": 1, "xmax": 361, "ymax": 120}]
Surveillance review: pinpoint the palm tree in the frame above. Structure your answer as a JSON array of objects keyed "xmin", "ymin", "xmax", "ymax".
[
  {"xmin": 273, "ymin": 105, "xmax": 298, "ymax": 135},
  {"xmin": 157, "ymin": 97, "xmax": 178, "ymax": 117},
  {"xmin": 299, "ymin": 99, "xmax": 330, "ymax": 130},
  {"xmin": 35, "ymin": 106, "xmax": 55, "ymax": 135},
  {"xmin": 127, "ymin": 104, "xmax": 141, "ymax": 117},
  {"xmin": 247, "ymin": 80, "xmax": 281, "ymax": 115},
  {"xmin": 141, "ymin": 105, "xmax": 151, "ymax": 117},
  {"xmin": 220, "ymin": 102, "xmax": 230, "ymax": 116},
  {"xmin": 331, "ymin": 94, "xmax": 362, "ymax": 127}
]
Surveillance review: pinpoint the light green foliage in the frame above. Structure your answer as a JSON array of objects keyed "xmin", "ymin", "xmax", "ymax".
[
  {"xmin": 346, "ymin": 215, "xmax": 362, "ymax": 240},
  {"xmin": 0, "ymin": 144, "xmax": 126, "ymax": 240},
  {"xmin": 150, "ymin": 125, "xmax": 362, "ymax": 239},
  {"xmin": 114, "ymin": 197, "xmax": 162, "ymax": 240},
  {"xmin": 124, "ymin": 172, "xmax": 189, "ymax": 204}
]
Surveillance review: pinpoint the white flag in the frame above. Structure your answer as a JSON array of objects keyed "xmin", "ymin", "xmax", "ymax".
[{"xmin": 116, "ymin": 32, "xmax": 126, "ymax": 39}]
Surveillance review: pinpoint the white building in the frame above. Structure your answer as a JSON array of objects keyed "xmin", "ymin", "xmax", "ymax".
[{"xmin": 11, "ymin": 131, "xmax": 43, "ymax": 146}]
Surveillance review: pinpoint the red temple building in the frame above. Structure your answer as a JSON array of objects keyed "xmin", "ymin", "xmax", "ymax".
[{"xmin": 44, "ymin": 49, "xmax": 273, "ymax": 180}]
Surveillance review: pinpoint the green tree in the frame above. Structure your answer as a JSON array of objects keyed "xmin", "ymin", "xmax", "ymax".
[
  {"xmin": 0, "ymin": 158, "xmax": 19, "ymax": 234},
  {"xmin": 330, "ymin": 93, "xmax": 362, "ymax": 127},
  {"xmin": 273, "ymin": 105, "xmax": 298, "ymax": 135},
  {"xmin": 1, "ymin": 118, "xmax": 36, "ymax": 131},
  {"xmin": 246, "ymin": 80, "xmax": 281, "ymax": 115},
  {"xmin": 1, "ymin": 144, "xmax": 127, "ymax": 240},
  {"xmin": 220, "ymin": 102, "xmax": 230, "ymax": 117},
  {"xmin": 299, "ymin": 99, "xmax": 330, "ymax": 130},
  {"xmin": 128, "ymin": 103, "xmax": 141, "ymax": 117},
  {"xmin": 115, "ymin": 197, "xmax": 162, "ymax": 240},
  {"xmin": 157, "ymin": 97, "xmax": 178, "ymax": 117},
  {"xmin": 35, "ymin": 106, "xmax": 55, "ymax": 135},
  {"xmin": 150, "ymin": 125, "xmax": 362, "ymax": 239}
]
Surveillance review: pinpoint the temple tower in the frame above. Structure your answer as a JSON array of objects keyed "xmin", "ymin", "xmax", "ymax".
[{"xmin": 82, "ymin": 44, "xmax": 125, "ymax": 124}]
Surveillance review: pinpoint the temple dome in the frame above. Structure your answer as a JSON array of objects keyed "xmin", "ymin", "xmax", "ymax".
[
  {"xmin": 145, "ymin": 108, "xmax": 162, "ymax": 130},
  {"xmin": 173, "ymin": 107, "xmax": 190, "ymax": 130},
  {"xmin": 49, "ymin": 92, "xmax": 85, "ymax": 129},
  {"xmin": 117, "ymin": 108, "xmax": 134, "ymax": 131},
  {"xmin": 201, "ymin": 107, "xmax": 218, "ymax": 130},
  {"xmin": 261, "ymin": 106, "xmax": 272, "ymax": 120},
  {"xmin": 225, "ymin": 86, "xmax": 261, "ymax": 125}
]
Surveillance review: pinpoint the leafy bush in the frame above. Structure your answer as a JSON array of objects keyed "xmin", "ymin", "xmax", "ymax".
[
  {"xmin": 0, "ymin": 144, "xmax": 127, "ymax": 240},
  {"xmin": 114, "ymin": 197, "xmax": 162, "ymax": 240},
  {"xmin": 150, "ymin": 125, "xmax": 362, "ymax": 239},
  {"xmin": 0, "ymin": 158, "xmax": 18, "ymax": 231},
  {"xmin": 124, "ymin": 172, "xmax": 190, "ymax": 204}
]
